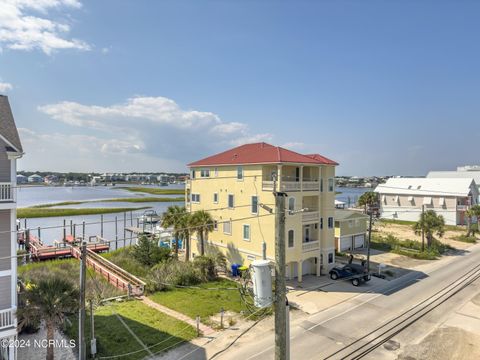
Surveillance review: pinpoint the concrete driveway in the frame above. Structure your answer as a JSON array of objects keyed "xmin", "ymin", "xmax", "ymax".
[{"xmin": 287, "ymin": 273, "xmax": 389, "ymax": 314}]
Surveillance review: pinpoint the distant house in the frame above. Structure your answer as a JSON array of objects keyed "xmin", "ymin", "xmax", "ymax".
[
  {"xmin": 374, "ymin": 177, "xmax": 479, "ymax": 226},
  {"xmin": 27, "ymin": 174, "xmax": 43, "ymax": 183},
  {"xmin": 44, "ymin": 174, "xmax": 58, "ymax": 184},
  {"xmin": 16, "ymin": 174, "xmax": 27, "ymax": 184},
  {"xmin": 334, "ymin": 210, "xmax": 369, "ymax": 252},
  {"xmin": 0, "ymin": 95, "xmax": 24, "ymax": 360}
]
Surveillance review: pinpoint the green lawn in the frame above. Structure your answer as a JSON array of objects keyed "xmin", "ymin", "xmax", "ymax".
[
  {"xmin": 117, "ymin": 187, "xmax": 185, "ymax": 195},
  {"xmin": 149, "ymin": 279, "xmax": 245, "ymax": 323},
  {"xmin": 17, "ymin": 206, "xmax": 149, "ymax": 218},
  {"xmin": 67, "ymin": 300, "xmax": 196, "ymax": 359}
]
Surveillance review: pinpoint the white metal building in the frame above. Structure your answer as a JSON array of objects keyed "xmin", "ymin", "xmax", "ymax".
[{"xmin": 374, "ymin": 177, "xmax": 478, "ymax": 225}]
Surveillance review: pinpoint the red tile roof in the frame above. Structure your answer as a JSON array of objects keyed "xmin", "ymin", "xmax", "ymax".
[{"xmin": 187, "ymin": 142, "xmax": 338, "ymax": 167}]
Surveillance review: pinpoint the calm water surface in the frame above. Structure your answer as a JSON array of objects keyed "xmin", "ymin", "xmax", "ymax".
[{"xmin": 17, "ymin": 185, "xmax": 369, "ymax": 246}]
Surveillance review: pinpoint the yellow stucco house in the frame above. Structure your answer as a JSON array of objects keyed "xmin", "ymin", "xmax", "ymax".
[
  {"xmin": 186, "ymin": 142, "xmax": 338, "ymax": 282},
  {"xmin": 334, "ymin": 209, "xmax": 369, "ymax": 252}
]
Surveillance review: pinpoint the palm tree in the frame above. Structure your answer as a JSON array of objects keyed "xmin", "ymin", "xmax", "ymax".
[
  {"xmin": 466, "ymin": 205, "xmax": 480, "ymax": 236},
  {"xmin": 358, "ymin": 192, "xmax": 378, "ymax": 214},
  {"xmin": 190, "ymin": 210, "xmax": 214, "ymax": 256},
  {"xmin": 178, "ymin": 212, "xmax": 192, "ymax": 261},
  {"xmin": 18, "ymin": 277, "xmax": 79, "ymax": 360},
  {"xmin": 413, "ymin": 210, "xmax": 445, "ymax": 248},
  {"xmin": 161, "ymin": 205, "xmax": 188, "ymax": 255}
]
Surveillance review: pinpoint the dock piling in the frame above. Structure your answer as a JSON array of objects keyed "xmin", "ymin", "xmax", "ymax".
[
  {"xmin": 123, "ymin": 212, "xmax": 127, "ymax": 247},
  {"xmin": 37, "ymin": 226, "xmax": 41, "ymax": 242},
  {"xmin": 100, "ymin": 214, "xmax": 104, "ymax": 238},
  {"xmin": 82, "ymin": 221, "xmax": 86, "ymax": 241},
  {"xmin": 70, "ymin": 220, "xmax": 73, "ymax": 235},
  {"xmin": 115, "ymin": 216, "xmax": 118, "ymax": 250},
  {"xmin": 63, "ymin": 219, "xmax": 66, "ymax": 242}
]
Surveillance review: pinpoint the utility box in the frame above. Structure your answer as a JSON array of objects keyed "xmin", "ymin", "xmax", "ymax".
[{"xmin": 251, "ymin": 260, "xmax": 273, "ymax": 308}]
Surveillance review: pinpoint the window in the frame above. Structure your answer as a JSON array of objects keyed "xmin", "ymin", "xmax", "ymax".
[
  {"xmin": 223, "ymin": 220, "xmax": 231, "ymax": 235},
  {"xmin": 192, "ymin": 194, "xmax": 200, "ymax": 203},
  {"xmin": 328, "ymin": 178, "xmax": 334, "ymax": 192},
  {"xmin": 288, "ymin": 197, "xmax": 295, "ymax": 214},
  {"xmin": 382, "ymin": 195, "xmax": 386, "ymax": 204},
  {"xmin": 213, "ymin": 220, "xmax": 218, "ymax": 231},
  {"xmin": 320, "ymin": 178, "xmax": 323, "ymax": 192},
  {"xmin": 393, "ymin": 195, "xmax": 399, "ymax": 205},
  {"xmin": 214, "ymin": 167, "xmax": 218, "ymax": 177},
  {"xmin": 328, "ymin": 253, "xmax": 334, "ymax": 264},
  {"xmin": 423, "ymin": 197, "xmax": 432, "ymax": 206},
  {"xmin": 320, "ymin": 217, "xmax": 323, "ymax": 229},
  {"xmin": 200, "ymin": 169, "xmax": 210, "ymax": 178},
  {"xmin": 237, "ymin": 166, "xmax": 243, "ymax": 180},
  {"xmin": 191, "ymin": 169, "xmax": 196, "ymax": 179},
  {"xmin": 439, "ymin": 197, "xmax": 446, "ymax": 207},
  {"xmin": 213, "ymin": 193, "xmax": 219, "ymax": 204},
  {"xmin": 228, "ymin": 194, "xmax": 235, "ymax": 209},
  {"xmin": 304, "ymin": 226, "xmax": 310, "ymax": 242},
  {"xmin": 251, "ymin": 196, "xmax": 258, "ymax": 214},
  {"xmin": 288, "ymin": 230, "xmax": 294, "ymax": 248},
  {"xmin": 328, "ymin": 217, "xmax": 334, "ymax": 229},
  {"xmin": 243, "ymin": 224, "xmax": 250, "ymax": 241}
]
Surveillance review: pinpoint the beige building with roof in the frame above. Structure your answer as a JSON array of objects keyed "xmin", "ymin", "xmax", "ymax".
[
  {"xmin": 186, "ymin": 142, "xmax": 338, "ymax": 281},
  {"xmin": 334, "ymin": 210, "xmax": 369, "ymax": 252},
  {"xmin": 374, "ymin": 177, "xmax": 478, "ymax": 225}
]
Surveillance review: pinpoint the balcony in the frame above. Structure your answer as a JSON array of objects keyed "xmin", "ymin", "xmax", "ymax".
[
  {"xmin": 261, "ymin": 180, "xmax": 320, "ymax": 192},
  {"xmin": 0, "ymin": 183, "xmax": 13, "ymax": 202},
  {"xmin": 302, "ymin": 210, "xmax": 319, "ymax": 222},
  {"xmin": 457, "ymin": 205, "xmax": 468, "ymax": 211},
  {"xmin": 0, "ymin": 308, "xmax": 15, "ymax": 330},
  {"xmin": 303, "ymin": 181, "xmax": 320, "ymax": 191},
  {"xmin": 302, "ymin": 240, "xmax": 320, "ymax": 253}
]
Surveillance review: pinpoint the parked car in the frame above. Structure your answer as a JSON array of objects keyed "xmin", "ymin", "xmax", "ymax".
[{"xmin": 329, "ymin": 263, "xmax": 371, "ymax": 286}]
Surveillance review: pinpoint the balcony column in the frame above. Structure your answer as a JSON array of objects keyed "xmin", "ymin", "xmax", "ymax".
[
  {"xmin": 316, "ymin": 257, "xmax": 321, "ymax": 277},
  {"xmin": 298, "ymin": 260, "xmax": 303, "ymax": 283},
  {"xmin": 277, "ymin": 165, "xmax": 283, "ymax": 191},
  {"xmin": 300, "ymin": 166, "xmax": 304, "ymax": 192}
]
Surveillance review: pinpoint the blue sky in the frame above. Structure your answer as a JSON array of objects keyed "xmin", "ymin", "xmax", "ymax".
[{"xmin": 1, "ymin": 0, "xmax": 479, "ymax": 176}]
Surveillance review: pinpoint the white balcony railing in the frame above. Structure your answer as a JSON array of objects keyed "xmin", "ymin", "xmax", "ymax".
[
  {"xmin": 303, "ymin": 181, "xmax": 320, "ymax": 191},
  {"xmin": 262, "ymin": 181, "xmax": 274, "ymax": 191},
  {"xmin": 302, "ymin": 241, "xmax": 320, "ymax": 253},
  {"xmin": 457, "ymin": 205, "xmax": 468, "ymax": 211},
  {"xmin": 0, "ymin": 183, "xmax": 13, "ymax": 202},
  {"xmin": 302, "ymin": 210, "xmax": 319, "ymax": 222},
  {"xmin": 281, "ymin": 182, "xmax": 301, "ymax": 191},
  {"xmin": 0, "ymin": 308, "xmax": 15, "ymax": 330}
]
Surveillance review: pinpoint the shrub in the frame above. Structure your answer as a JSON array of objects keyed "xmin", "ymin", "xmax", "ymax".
[
  {"xmin": 193, "ymin": 256, "xmax": 217, "ymax": 281},
  {"xmin": 146, "ymin": 259, "xmax": 202, "ymax": 292},
  {"xmin": 103, "ymin": 247, "xmax": 150, "ymax": 278},
  {"xmin": 132, "ymin": 236, "xmax": 171, "ymax": 267}
]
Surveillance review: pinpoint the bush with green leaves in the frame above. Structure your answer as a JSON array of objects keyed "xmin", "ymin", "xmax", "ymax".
[
  {"xmin": 193, "ymin": 256, "xmax": 217, "ymax": 281},
  {"xmin": 146, "ymin": 259, "xmax": 202, "ymax": 292},
  {"xmin": 132, "ymin": 236, "xmax": 171, "ymax": 267}
]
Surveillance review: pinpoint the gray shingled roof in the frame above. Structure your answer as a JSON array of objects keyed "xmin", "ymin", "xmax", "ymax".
[{"xmin": 0, "ymin": 95, "xmax": 23, "ymax": 152}]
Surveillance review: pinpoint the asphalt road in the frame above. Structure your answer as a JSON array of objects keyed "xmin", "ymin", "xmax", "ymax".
[{"xmin": 215, "ymin": 243, "xmax": 480, "ymax": 360}]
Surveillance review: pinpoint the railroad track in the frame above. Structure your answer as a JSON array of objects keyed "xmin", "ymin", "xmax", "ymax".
[{"xmin": 323, "ymin": 263, "xmax": 480, "ymax": 360}]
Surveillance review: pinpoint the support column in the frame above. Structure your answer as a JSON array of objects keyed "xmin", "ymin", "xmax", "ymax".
[
  {"xmin": 298, "ymin": 260, "xmax": 303, "ymax": 283},
  {"xmin": 300, "ymin": 166, "xmax": 304, "ymax": 192},
  {"xmin": 316, "ymin": 257, "xmax": 321, "ymax": 277},
  {"xmin": 288, "ymin": 262, "xmax": 295, "ymax": 280}
]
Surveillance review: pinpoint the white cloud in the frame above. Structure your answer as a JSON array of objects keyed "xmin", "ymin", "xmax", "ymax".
[
  {"xmin": 0, "ymin": 0, "xmax": 90, "ymax": 54},
  {"xmin": 23, "ymin": 96, "xmax": 275, "ymax": 172},
  {"xmin": 0, "ymin": 81, "xmax": 13, "ymax": 92}
]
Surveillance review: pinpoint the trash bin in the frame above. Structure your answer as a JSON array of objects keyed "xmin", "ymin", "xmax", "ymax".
[
  {"xmin": 231, "ymin": 263, "xmax": 240, "ymax": 277},
  {"xmin": 238, "ymin": 265, "xmax": 248, "ymax": 277}
]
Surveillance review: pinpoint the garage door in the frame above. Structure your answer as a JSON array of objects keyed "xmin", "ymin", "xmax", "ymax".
[
  {"xmin": 339, "ymin": 236, "xmax": 352, "ymax": 251},
  {"xmin": 354, "ymin": 234, "xmax": 365, "ymax": 249},
  {"xmin": 302, "ymin": 259, "xmax": 315, "ymax": 275}
]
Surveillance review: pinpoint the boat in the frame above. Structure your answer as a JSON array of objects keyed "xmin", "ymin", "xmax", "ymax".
[{"xmin": 139, "ymin": 209, "xmax": 161, "ymax": 224}]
